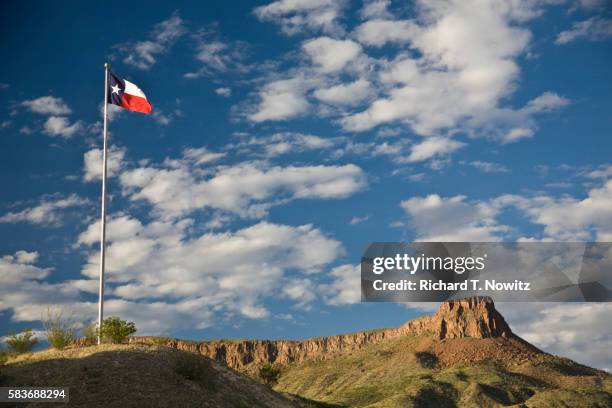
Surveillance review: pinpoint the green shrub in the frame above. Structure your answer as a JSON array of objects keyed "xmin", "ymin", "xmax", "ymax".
[
  {"xmin": 99, "ymin": 317, "xmax": 136, "ymax": 344},
  {"xmin": 5, "ymin": 329, "xmax": 38, "ymax": 354},
  {"xmin": 174, "ymin": 352, "xmax": 214, "ymax": 387},
  {"xmin": 42, "ymin": 307, "xmax": 77, "ymax": 350},
  {"xmin": 81, "ymin": 323, "xmax": 98, "ymax": 345},
  {"xmin": 415, "ymin": 351, "xmax": 438, "ymax": 369},
  {"xmin": 259, "ymin": 363, "xmax": 281, "ymax": 387}
]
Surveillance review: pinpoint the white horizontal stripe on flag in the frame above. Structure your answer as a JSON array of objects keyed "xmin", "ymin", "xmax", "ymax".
[{"xmin": 124, "ymin": 79, "xmax": 148, "ymax": 99}]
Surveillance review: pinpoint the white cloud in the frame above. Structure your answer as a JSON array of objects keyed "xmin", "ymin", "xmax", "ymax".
[
  {"xmin": 587, "ymin": 165, "xmax": 612, "ymax": 179},
  {"xmin": 507, "ymin": 180, "xmax": 612, "ymax": 241},
  {"xmin": 331, "ymin": 137, "xmax": 450, "ymax": 167},
  {"xmin": 120, "ymin": 156, "xmax": 367, "ymax": 219},
  {"xmin": 43, "ymin": 116, "xmax": 83, "ymax": 138},
  {"xmin": 399, "ymin": 176, "xmax": 612, "ymax": 242},
  {"xmin": 184, "ymin": 31, "xmax": 250, "ymax": 79},
  {"xmin": 499, "ymin": 302, "xmax": 612, "ymax": 372},
  {"xmin": 0, "ymin": 194, "xmax": 88, "ymax": 225},
  {"xmin": 240, "ymin": 304, "xmax": 271, "ymax": 319},
  {"xmin": 463, "ymin": 160, "xmax": 510, "ymax": 173},
  {"xmin": 248, "ymin": 33, "xmax": 369, "ymax": 122},
  {"xmin": 359, "ymin": 0, "xmax": 392, "ymax": 20},
  {"xmin": 83, "ymin": 146, "xmax": 127, "ymax": 182},
  {"xmin": 373, "ymin": 141, "xmax": 404, "ymax": 156},
  {"xmin": 248, "ymin": 1, "xmax": 566, "ymax": 158},
  {"xmin": 523, "ymin": 91, "xmax": 570, "ymax": 113},
  {"xmin": 400, "ymin": 194, "xmax": 507, "ymax": 241},
  {"xmin": 342, "ymin": 0, "xmax": 565, "ymax": 140},
  {"xmin": 407, "ymin": 137, "xmax": 465, "ymax": 162},
  {"xmin": 230, "ymin": 132, "xmax": 340, "ymax": 158},
  {"xmin": 282, "ymin": 278, "xmax": 317, "ymax": 309},
  {"xmin": 125, "ymin": 42, "xmax": 164, "ymax": 70},
  {"xmin": 19, "ymin": 96, "xmax": 86, "ymax": 137},
  {"xmin": 264, "ymin": 133, "xmax": 337, "ymax": 156},
  {"xmin": 503, "ymin": 127, "xmax": 534, "ymax": 143},
  {"xmin": 468, "ymin": 91, "xmax": 569, "ymax": 143},
  {"xmin": 0, "ymin": 251, "xmax": 215, "ymax": 333},
  {"xmin": 119, "ymin": 14, "xmax": 186, "ymax": 70},
  {"xmin": 320, "ymin": 264, "xmax": 361, "ymax": 305},
  {"xmin": 556, "ymin": 16, "xmax": 612, "ymax": 44},
  {"xmin": 248, "ymin": 78, "xmax": 311, "ymax": 122},
  {"xmin": 194, "ymin": 41, "xmax": 235, "ymax": 71},
  {"xmin": 0, "ymin": 250, "xmax": 95, "ymax": 324},
  {"xmin": 302, "ymin": 37, "xmax": 362, "ymax": 73},
  {"xmin": 243, "ymin": 0, "xmax": 568, "ymax": 163},
  {"xmin": 181, "ymin": 147, "xmax": 226, "ymax": 165},
  {"xmin": 572, "ymin": 0, "xmax": 609, "ymax": 10},
  {"xmin": 0, "ymin": 251, "xmax": 49, "ymax": 283},
  {"xmin": 3, "ymin": 193, "xmax": 611, "ymax": 353},
  {"xmin": 350, "ymin": 215, "xmax": 369, "ymax": 225},
  {"xmin": 313, "ymin": 79, "xmax": 373, "ymax": 106},
  {"xmin": 254, "ymin": 0, "xmax": 346, "ymax": 36},
  {"xmin": 354, "ymin": 19, "xmax": 415, "ymax": 46},
  {"xmin": 21, "ymin": 96, "xmax": 72, "ymax": 115},
  {"xmin": 215, "ymin": 87, "xmax": 232, "ymax": 97},
  {"xmin": 151, "ymin": 110, "xmax": 172, "ymax": 126},
  {"xmin": 78, "ymin": 216, "xmax": 343, "ymax": 323},
  {"xmin": 407, "ymin": 172, "xmax": 427, "ymax": 182}
]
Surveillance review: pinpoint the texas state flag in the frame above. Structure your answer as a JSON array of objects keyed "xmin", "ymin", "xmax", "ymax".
[{"xmin": 107, "ymin": 73, "xmax": 152, "ymax": 114}]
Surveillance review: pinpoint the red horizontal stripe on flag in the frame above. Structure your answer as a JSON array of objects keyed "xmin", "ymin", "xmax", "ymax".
[{"xmin": 120, "ymin": 93, "xmax": 152, "ymax": 114}]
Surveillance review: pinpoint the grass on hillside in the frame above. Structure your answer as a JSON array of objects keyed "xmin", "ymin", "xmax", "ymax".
[{"xmin": 273, "ymin": 335, "xmax": 612, "ymax": 408}]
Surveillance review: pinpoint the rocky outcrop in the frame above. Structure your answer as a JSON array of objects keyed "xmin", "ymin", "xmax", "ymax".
[
  {"xmin": 410, "ymin": 296, "xmax": 512, "ymax": 340},
  {"xmin": 128, "ymin": 296, "xmax": 512, "ymax": 370}
]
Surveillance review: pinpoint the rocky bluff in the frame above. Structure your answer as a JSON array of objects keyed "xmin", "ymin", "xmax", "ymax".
[{"xmin": 130, "ymin": 296, "xmax": 512, "ymax": 370}]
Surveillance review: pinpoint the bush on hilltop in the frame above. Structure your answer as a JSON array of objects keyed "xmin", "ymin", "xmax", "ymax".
[
  {"xmin": 42, "ymin": 306, "xmax": 78, "ymax": 350},
  {"xmin": 81, "ymin": 322, "xmax": 98, "ymax": 345},
  {"xmin": 99, "ymin": 317, "xmax": 136, "ymax": 344},
  {"xmin": 5, "ymin": 329, "xmax": 38, "ymax": 354}
]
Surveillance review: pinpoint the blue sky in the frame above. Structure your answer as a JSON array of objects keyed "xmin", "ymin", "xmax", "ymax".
[{"xmin": 1, "ymin": 0, "xmax": 612, "ymax": 369}]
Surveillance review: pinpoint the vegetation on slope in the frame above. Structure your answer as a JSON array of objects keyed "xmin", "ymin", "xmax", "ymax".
[{"xmin": 273, "ymin": 335, "xmax": 612, "ymax": 408}]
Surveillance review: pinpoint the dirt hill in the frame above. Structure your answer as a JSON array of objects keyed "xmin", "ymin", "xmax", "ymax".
[{"xmin": 0, "ymin": 344, "xmax": 301, "ymax": 407}]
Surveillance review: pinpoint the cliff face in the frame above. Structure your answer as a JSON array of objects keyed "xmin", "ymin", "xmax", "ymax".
[
  {"xmin": 129, "ymin": 296, "xmax": 513, "ymax": 370},
  {"xmin": 421, "ymin": 296, "xmax": 512, "ymax": 340}
]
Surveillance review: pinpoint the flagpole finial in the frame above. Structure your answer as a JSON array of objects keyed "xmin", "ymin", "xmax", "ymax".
[{"xmin": 104, "ymin": 62, "xmax": 109, "ymax": 70}]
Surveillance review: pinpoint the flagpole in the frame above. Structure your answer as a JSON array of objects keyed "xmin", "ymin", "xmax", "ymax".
[{"xmin": 97, "ymin": 62, "xmax": 109, "ymax": 345}]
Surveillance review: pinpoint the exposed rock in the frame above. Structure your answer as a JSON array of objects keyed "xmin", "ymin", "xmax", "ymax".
[
  {"xmin": 423, "ymin": 296, "xmax": 512, "ymax": 340},
  {"xmin": 125, "ymin": 297, "xmax": 515, "ymax": 370}
]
